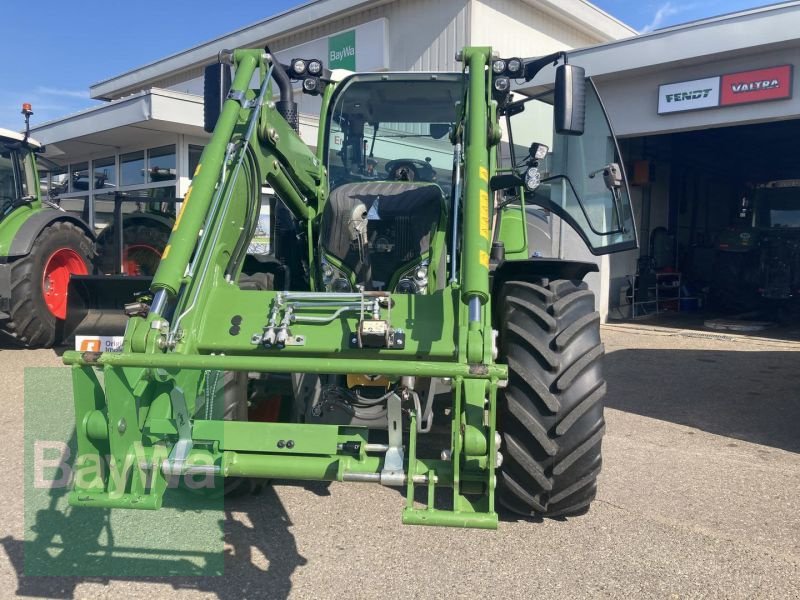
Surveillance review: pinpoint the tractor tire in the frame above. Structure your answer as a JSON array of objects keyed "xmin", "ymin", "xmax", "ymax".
[
  {"xmin": 711, "ymin": 253, "xmax": 759, "ymax": 314},
  {"xmin": 219, "ymin": 371, "xmax": 257, "ymax": 497},
  {"xmin": 96, "ymin": 222, "xmax": 170, "ymax": 276},
  {"xmin": 496, "ymin": 279, "xmax": 606, "ymax": 518},
  {"xmin": 4, "ymin": 221, "xmax": 94, "ymax": 348},
  {"xmin": 220, "ymin": 272, "xmax": 275, "ymax": 497}
]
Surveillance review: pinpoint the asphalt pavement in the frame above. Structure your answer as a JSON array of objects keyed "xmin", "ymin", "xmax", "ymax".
[{"xmin": 1, "ymin": 323, "xmax": 798, "ymax": 599}]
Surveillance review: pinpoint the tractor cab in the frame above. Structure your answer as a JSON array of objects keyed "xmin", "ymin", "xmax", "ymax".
[
  {"xmin": 320, "ymin": 73, "xmax": 461, "ymax": 293},
  {"xmin": 0, "ymin": 126, "xmax": 40, "ymax": 222}
]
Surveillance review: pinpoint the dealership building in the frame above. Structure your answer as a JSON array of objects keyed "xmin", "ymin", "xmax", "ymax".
[{"xmin": 30, "ymin": 0, "xmax": 800, "ymax": 320}]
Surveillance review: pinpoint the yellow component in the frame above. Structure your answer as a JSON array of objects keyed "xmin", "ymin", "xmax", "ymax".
[
  {"xmin": 479, "ymin": 250, "xmax": 489, "ymax": 268},
  {"xmin": 172, "ymin": 187, "xmax": 192, "ymax": 231},
  {"xmin": 347, "ymin": 374, "xmax": 390, "ymax": 388},
  {"xmin": 479, "ymin": 189, "xmax": 489, "ymax": 239},
  {"xmin": 479, "ymin": 166, "xmax": 489, "ymax": 182},
  {"xmin": 194, "ymin": 163, "xmax": 202, "ymax": 176},
  {"xmin": 161, "ymin": 244, "xmax": 171, "ymax": 260}
]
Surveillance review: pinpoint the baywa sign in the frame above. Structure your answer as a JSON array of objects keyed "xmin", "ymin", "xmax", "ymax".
[{"xmin": 658, "ymin": 65, "xmax": 793, "ymax": 114}]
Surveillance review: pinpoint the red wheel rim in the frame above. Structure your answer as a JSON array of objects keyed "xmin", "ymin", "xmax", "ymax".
[
  {"xmin": 42, "ymin": 248, "xmax": 88, "ymax": 319},
  {"xmin": 123, "ymin": 244, "xmax": 161, "ymax": 276}
]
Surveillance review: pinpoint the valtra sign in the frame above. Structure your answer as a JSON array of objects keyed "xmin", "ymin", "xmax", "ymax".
[
  {"xmin": 720, "ymin": 65, "xmax": 793, "ymax": 106},
  {"xmin": 658, "ymin": 65, "xmax": 793, "ymax": 114}
]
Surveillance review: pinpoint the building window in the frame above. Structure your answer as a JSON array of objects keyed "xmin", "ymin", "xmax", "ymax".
[
  {"xmin": 70, "ymin": 162, "xmax": 89, "ymax": 193},
  {"xmin": 93, "ymin": 156, "xmax": 116, "ymax": 190},
  {"xmin": 148, "ymin": 145, "xmax": 176, "ymax": 182},
  {"xmin": 188, "ymin": 144, "xmax": 204, "ymax": 179},
  {"xmin": 120, "ymin": 151, "xmax": 145, "ymax": 186}
]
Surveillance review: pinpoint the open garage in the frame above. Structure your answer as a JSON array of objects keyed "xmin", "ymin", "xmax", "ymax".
[{"xmin": 530, "ymin": 3, "xmax": 800, "ymax": 327}]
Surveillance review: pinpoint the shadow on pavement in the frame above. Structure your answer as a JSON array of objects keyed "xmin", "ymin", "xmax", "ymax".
[
  {"xmin": 2, "ymin": 483, "xmax": 306, "ymax": 599},
  {"xmin": 605, "ymin": 348, "xmax": 800, "ymax": 453}
]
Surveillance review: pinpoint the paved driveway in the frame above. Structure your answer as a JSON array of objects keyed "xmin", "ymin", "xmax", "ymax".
[{"xmin": 1, "ymin": 324, "xmax": 798, "ymax": 599}]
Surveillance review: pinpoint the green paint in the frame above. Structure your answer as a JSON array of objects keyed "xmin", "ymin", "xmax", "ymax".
[
  {"xmin": 25, "ymin": 368, "xmax": 224, "ymax": 576},
  {"xmin": 58, "ymin": 45, "xmax": 631, "ymax": 531},
  {"xmin": 328, "ymin": 29, "xmax": 356, "ymax": 70}
]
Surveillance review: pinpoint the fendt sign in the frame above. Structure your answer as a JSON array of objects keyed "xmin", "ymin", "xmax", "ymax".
[{"xmin": 658, "ymin": 65, "xmax": 793, "ymax": 114}]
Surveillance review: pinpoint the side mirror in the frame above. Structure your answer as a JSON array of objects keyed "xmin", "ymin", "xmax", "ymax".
[
  {"xmin": 554, "ymin": 64, "xmax": 586, "ymax": 136},
  {"xmin": 203, "ymin": 63, "xmax": 231, "ymax": 134}
]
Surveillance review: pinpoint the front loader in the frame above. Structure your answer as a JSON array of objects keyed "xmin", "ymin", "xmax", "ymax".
[{"xmin": 63, "ymin": 46, "xmax": 637, "ymax": 528}]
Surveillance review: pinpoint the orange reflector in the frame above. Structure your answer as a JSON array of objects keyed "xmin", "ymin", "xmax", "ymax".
[{"xmin": 22, "ymin": 103, "xmax": 32, "ymax": 113}]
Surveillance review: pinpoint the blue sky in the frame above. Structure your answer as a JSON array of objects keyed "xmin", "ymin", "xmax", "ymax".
[{"xmin": 0, "ymin": 0, "xmax": 781, "ymax": 130}]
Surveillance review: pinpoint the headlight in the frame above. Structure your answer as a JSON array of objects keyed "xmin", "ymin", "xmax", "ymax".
[
  {"xmin": 396, "ymin": 262, "xmax": 429, "ymax": 295},
  {"xmin": 321, "ymin": 258, "xmax": 353, "ymax": 292},
  {"xmin": 302, "ymin": 77, "xmax": 322, "ymax": 95},
  {"xmin": 321, "ymin": 261, "xmax": 334, "ymax": 284},
  {"xmin": 494, "ymin": 77, "xmax": 510, "ymax": 93},
  {"xmin": 492, "ymin": 59, "xmax": 506, "ymax": 74},
  {"xmin": 525, "ymin": 166, "xmax": 542, "ymax": 191},
  {"xmin": 530, "ymin": 142, "xmax": 549, "ymax": 160},
  {"xmin": 507, "ymin": 58, "xmax": 522, "ymax": 76},
  {"xmin": 307, "ymin": 59, "xmax": 323, "ymax": 75},
  {"xmin": 332, "ymin": 278, "xmax": 352, "ymax": 293},
  {"xmin": 291, "ymin": 59, "xmax": 307, "ymax": 75}
]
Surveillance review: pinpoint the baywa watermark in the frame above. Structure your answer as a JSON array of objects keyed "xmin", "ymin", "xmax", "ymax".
[{"xmin": 34, "ymin": 440, "xmax": 224, "ymax": 496}]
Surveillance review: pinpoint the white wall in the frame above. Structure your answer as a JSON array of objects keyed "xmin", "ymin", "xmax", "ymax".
[{"xmin": 471, "ymin": 0, "xmax": 604, "ymax": 56}]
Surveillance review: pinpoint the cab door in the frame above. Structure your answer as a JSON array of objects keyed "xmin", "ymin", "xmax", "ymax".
[{"xmin": 503, "ymin": 79, "xmax": 638, "ymax": 255}]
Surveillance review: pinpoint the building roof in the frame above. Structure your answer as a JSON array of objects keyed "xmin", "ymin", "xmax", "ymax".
[
  {"xmin": 527, "ymin": 0, "xmax": 800, "ymax": 86},
  {"xmin": 30, "ymin": 89, "xmax": 204, "ymax": 160},
  {"xmin": 90, "ymin": 0, "xmax": 635, "ymax": 101}
]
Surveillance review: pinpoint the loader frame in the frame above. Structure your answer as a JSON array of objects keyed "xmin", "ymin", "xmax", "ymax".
[{"xmin": 62, "ymin": 47, "xmax": 632, "ymax": 529}]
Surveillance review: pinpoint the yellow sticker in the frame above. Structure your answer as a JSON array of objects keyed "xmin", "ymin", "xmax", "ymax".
[
  {"xmin": 479, "ymin": 189, "xmax": 490, "ymax": 240},
  {"xmin": 479, "ymin": 166, "xmax": 489, "ymax": 182},
  {"xmin": 479, "ymin": 250, "xmax": 490, "ymax": 268},
  {"xmin": 172, "ymin": 187, "xmax": 192, "ymax": 231},
  {"xmin": 161, "ymin": 244, "xmax": 171, "ymax": 260}
]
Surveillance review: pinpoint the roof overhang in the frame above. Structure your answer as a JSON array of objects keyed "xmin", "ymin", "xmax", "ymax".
[
  {"xmin": 30, "ymin": 89, "xmax": 204, "ymax": 160},
  {"xmin": 521, "ymin": 1, "xmax": 800, "ymax": 91},
  {"xmin": 90, "ymin": 0, "xmax": 635, "ymax": 102},
  {"xmin": 89, "ymin": 0, "xmax": 381, "ymax": 100}
]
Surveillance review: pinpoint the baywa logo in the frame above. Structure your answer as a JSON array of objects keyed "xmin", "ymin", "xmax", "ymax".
[
  {"xmin": 330, "ymin": 45, "xmax": 355, "ymax": 64},
  {"xmin": 730, "ymin": 79, "xmax": 781, "ymax": 94},
  {"xmin": 665, "ymin": 89, "xmax": 713, "ymax": 103}
]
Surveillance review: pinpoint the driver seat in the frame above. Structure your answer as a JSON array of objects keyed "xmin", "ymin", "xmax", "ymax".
[{"xmin": 320, "ymin": 181, "xmax": 447, "ymax": 288}]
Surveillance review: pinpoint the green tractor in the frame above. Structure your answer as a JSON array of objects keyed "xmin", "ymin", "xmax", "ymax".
[
  {"xmin": 63, "ymin": 46, "xmax": 636, "ymax": 528},
  {"xmin": 0, "ymin": 106, "xmax": 94, "ymax": 347}
]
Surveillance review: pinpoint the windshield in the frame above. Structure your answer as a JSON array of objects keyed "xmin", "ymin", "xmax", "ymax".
[
  {"xmin": 326, "ymin": 73, "xmax": 464, "ymax": 195},
  {"xmin": 503, "ymin": 80, "xmax": 637, "ymax": 254},
  {"xmin": 754, "ymin": 184, "xmax": 800, "ymax": 228}
]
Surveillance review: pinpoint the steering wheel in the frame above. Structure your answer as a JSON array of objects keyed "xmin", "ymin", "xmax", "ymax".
[{"xmin": 385, "ymin": 159, "xmax": 436, "ymax": 182}]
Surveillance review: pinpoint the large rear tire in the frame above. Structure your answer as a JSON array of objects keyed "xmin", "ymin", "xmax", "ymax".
[
  {"xmin": 496, "ymin": 279, "xmax": 606, "ymax": 518},
  {"xmin": 5, "ymin": 221, "xmax": 94, "ymax": 348},
  {"xmin": 96, "ymin": 222, "xmax": 169, "ymax": 276}
]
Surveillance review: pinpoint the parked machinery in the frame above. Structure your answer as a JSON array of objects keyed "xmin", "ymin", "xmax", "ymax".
[
  {"xmin": 0, "ymin": 106, "xmax": 94, "ymax": 347},
  {"xmin": 63, "ymin": 46, "xmax": 637, "ymax": 528}
]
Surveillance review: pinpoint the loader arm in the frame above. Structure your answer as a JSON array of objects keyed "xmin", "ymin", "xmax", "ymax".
[{"xmin": 151, "ymin": 49, "xmax": 326, "ymax": 300}]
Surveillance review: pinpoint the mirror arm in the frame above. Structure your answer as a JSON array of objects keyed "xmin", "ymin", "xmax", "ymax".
[{"xmin": 523, "ymin": 51, "xmax": 566, "ymax": 82}]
